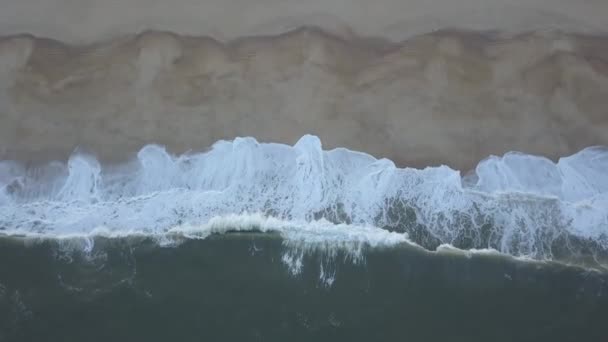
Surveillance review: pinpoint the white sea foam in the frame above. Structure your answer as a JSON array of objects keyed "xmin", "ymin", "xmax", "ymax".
[{"xmin": 0, "ymin": 135, "xmax": 607, "ymax": 265}]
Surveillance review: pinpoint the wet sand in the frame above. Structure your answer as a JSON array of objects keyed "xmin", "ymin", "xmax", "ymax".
[{"xmin": 1, "ymin": 29, "xmax": 607, "ymax": 170}]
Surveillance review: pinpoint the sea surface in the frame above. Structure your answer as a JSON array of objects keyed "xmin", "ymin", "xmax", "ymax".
[{"xmin": 2, "ymin": 234, "xmax": 608, "ymax": 342}]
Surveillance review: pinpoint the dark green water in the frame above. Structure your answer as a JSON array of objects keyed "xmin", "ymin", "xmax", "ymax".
[{"xmin": 1, "ymin": 234, "xmax": 607, "ymax": 342}]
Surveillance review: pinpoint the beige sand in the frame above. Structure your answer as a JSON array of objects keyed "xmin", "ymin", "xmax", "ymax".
[{"xmin": 0, "ymin": 29, "xmax": 607, "ymax": 170}]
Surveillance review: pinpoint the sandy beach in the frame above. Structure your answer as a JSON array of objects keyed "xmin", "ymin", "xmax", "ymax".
[{"xmin": 1, "ymin": 0, "xmax": 608, "ymax": 170}]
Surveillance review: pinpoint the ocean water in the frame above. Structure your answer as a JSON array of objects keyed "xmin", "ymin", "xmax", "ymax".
[
  {"xmin": 2, "ymin": 235, "xmax": 608, "ymax": 342},
  {"xmin": 1, "ymin": 135, "xmax": 608, "ymax": 341}
]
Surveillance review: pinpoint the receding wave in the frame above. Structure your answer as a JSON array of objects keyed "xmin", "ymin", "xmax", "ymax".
[{"xmin": 1, "ymin": 135, "xmax": 607, "ymax": 270}]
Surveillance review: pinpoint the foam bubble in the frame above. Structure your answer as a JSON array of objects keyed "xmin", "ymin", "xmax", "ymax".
[{"xmin": 0, "ymin": 135, "xmax": 607, "ymax": 267}]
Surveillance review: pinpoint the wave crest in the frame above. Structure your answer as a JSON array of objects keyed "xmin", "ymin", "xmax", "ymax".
[{"xmin": 1, "ymin": 135, "xmax": 607, "ymax": 268}]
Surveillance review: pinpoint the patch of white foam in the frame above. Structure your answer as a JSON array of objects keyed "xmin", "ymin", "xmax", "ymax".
[
  {"xmin": 170, "ymin": 213, "xmax": 408, "ymax": 246},
  {"xmin": 0, "ymin": 135, "xmax": 607, "ymax": 264},
  {"xmin": 473, "ymin": 146, "xmax": 608, "ymax": 241},
  {"xmin": 8, "ymin": 213, "xmax": 408, "ymax": 250},
  {"xmin": 5, "ymin": 212, "xmax": 409, "ymax": 276},
  {"xmin": 435, "ymin": 243, "xmax": 534, "ymax": 262}
]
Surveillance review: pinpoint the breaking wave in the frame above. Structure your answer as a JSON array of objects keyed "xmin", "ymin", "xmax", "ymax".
[{"xmin": 1, "ymin": 135, "xmax": 607, "ymax": 269}]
